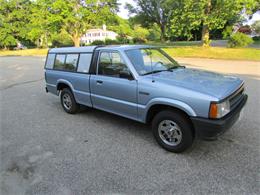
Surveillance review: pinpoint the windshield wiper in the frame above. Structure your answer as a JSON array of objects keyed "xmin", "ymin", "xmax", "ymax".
[
  {"xmin": 142, "ymin": 66, "xmax": 185, "ymax": 76},
  {"xmin": 167, "ymin": 65, "xmax": 186, "ymax": 71},
  {"xmin": 142, "ymin": 69, "xmax": 170, "ymax": 76}
]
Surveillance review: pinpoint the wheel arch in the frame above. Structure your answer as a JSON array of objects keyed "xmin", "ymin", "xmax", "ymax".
[
  {"xmin": 144, "ymin": 98, "xmax": 196, "ymax": 124},
  {"xmin": 56, "ymin": 80, "xmax": 74, "ymax": 94},
  {"xmin": 146, "ymin": 103, "xmax": 196, "ymax": 138}
]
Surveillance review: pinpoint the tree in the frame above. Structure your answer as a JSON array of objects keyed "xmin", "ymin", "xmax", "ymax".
[
  {"xmin": 169, "ymin": 0, "xmax": 203, "ymax": 41},
  {"xmin": 49, "ymin": 0, "xmax": 118, "ymax": 47},
  {"xmin": 148, "ymin": 23, "xmax": 161, "ymax": 41},
  {"xmin": 0, "ymin": 0, "xmax": 32, "ymax": 48},
  {"xmin": 169, "ymin": 0, "xmax": 258, "ymax": 46},
  {"xmin": 27, "ymin": 0, "xmax": 60, "ymax": 48},
  {"xmin": 108, "ymin": 16, "xmax": 133, "ymax": 37},
  {"xmin": 126, "ymin": 0, "xmax": 178, "ymax": 41},
  {"xmin": 199, "ymin": 0, "xmax": 257, "ymax": 47},
  {"xmin": 252, "ymin": 20, "xmax": 260, "ymax": 35}
]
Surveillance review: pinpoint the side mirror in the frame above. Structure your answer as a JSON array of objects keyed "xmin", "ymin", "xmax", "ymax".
[{"xmin": 119, "ymin": 71, "xmax": 134, "ymax": 80}]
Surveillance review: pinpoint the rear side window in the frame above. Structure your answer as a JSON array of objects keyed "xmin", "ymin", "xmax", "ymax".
[
  {"xmin": 45, "ymin": 54, "xmax": 55, "ymax": 69},
  {"xmin": 54, "ymin": 54, "xmax": 66, "ymax": 70},
  {"xmin": 65, "ymin": 54, "xmax": 78, "ymax": 71},
  {"xmin": 77, "ymin": 53, "xmax": 92, "ymax": 73},
  {"xmin": 53, "ymin": 54, "xmax": 78, "ymax": 71}
]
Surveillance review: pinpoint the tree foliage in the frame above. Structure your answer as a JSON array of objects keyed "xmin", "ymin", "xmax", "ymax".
[
  {"xmin": 126, "ymin": 0, "xmax": 178, "ymax": 40},
  {"xmin": 0, "ymin": 0, "xmax": 32, "ymax": 48},
  {"xmin": 108, "ymin": 16, "xmax": 133, "ymax": 37},
  {"xmin": 48, "ymin": 0, "xmax": 118, "ymax": 47},
  {"xmin": 252, "ymin": 20, "xmax": 260, "ymax": 35},
  {"xmin": 0, "ymin": 0, "xmax": 119, "ymax": 48},
  {"xmin": 0, "ymin": 0, "xmax": 259, "ymax": 48},
  {"xmin": 169, "ymin": 0, "xmax": 203, "ymax": 41},
  {"xmin": 127, "ymin": 0, "xmax": 259, "ymax": 46}
]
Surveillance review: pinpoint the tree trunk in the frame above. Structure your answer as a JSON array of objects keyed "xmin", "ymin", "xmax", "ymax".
[
  {"xmin": 72, "ymin": 36, "xmax": 80, "ymax": 47},
  {"xmin": 39, "ymin": 35, "xmax": 44, "ymax": 48},
  {"xmin": 201, "ymin": 0, "xmax": 211, "ymax": 47},
  {"xmin": 44, "ymin": 32, "xmax": 48, "ymax": 48},
  {"xmin": 202, "ymin": 24, "xmax": 210, "ymax": 47},
  {"xmin": 160, "ymin": 24, "xmax": 166, "ymax": 41},
  {"xmin": 36, "ymin": 38, "xmax": 40, "ymax": 48}
]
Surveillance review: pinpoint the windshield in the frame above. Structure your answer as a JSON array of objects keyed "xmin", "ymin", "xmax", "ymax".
[{"xmin": 125, "ymin": 48, "xmax": 180, "ymax": 75}]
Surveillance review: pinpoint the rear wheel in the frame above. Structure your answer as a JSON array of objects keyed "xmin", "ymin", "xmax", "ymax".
[
  {"xmin": 152, "ymin": 110, "xmax": 194, "ymax": 153},
  {"xmin": 60, "ymin": 88, "xmax": 79, "ymax": 114}
]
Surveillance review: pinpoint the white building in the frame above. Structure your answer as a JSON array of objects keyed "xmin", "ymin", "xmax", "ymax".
[{"xmin": 81, "ymin": 25, "xmax": 118, "ymax": 44}]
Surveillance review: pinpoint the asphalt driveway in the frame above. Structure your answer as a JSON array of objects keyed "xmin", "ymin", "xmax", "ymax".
[{"xmin": 0, "ymin": 56, "xmax": 259, "ymax": 194}]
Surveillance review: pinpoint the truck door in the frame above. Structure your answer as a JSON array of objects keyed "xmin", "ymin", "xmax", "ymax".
[{"xmin": 90, "ymin": 51, "xmax": 138, "ymax": 120}]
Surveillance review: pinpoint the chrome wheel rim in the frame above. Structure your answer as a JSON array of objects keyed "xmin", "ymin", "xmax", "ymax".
[
  {"xmin": 158, "ymin": 120, "xmax": 182, "ymax": 146},
  {"xmin": 62, "ymin": 93, "xmax": 72, "ymax": 110}
]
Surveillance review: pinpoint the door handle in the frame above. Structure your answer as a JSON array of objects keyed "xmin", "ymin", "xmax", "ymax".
[{"xmin": 96, "ymin": 80, "xmax": 103, "ymax": 84}]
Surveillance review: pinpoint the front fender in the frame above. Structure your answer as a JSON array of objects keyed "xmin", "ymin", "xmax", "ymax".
[{"xmin": 139, "ymin": 98, "xmax": 197, "ymax": 122}]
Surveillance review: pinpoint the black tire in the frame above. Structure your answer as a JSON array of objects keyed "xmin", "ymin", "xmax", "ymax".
[
  {"xmin": 60, "ymin": 88, "xmax": 79, "ymax": 114},
  {"xmin": 152, "ymin": 110, "xmax": 194, "ymax": 153}
]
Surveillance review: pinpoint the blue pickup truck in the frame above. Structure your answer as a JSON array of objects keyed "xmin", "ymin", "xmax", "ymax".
[{"xmin": 44, "ymin": 45, "xmax": 247, "ymax": 152}]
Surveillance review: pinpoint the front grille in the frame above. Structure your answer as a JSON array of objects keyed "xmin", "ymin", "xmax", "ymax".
[{"xmin": 229, "ymin": 86, "xmax": 244, "ymax": 111}]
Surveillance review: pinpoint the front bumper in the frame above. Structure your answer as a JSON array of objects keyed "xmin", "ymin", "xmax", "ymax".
[{"xmin": 191, "ymin": 94, "xmax": 248, "ymax": 139}]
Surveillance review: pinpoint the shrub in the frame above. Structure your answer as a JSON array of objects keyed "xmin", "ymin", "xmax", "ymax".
[
  {"xmin": 228, "ymin": 32, "xmax": 253, "ymax": 48},
  {"xmin": 132, "ymin": 37, "xmax": 147, "ymax": 44},
  {"xmin": 222, "ymin": 26, "xmax": 233, "ymax": 39},
  {"xmin": 252, "ymin": 36, "xmax": 260, "ymax": 41},
  {"xmin": 51, "ymin": 31, "xmax": 74, "ymax": 47},
  {"xmin": 116, "ymin": 35, "xmax": 131, "ymax": 44},
  {"xmin": 90, "ymin": 40, "xmax": 105, "ymax": 45},
  {"xmin": 105, "ymin": 39, "xmax": 119, "ymax": 45},
  {"xmin": 133, "ymin": 25, "xmax": 149, "ymax": 40},
  {"xmin": 147, "ymin": 24, "xmax": 161, "ymax": 41}
]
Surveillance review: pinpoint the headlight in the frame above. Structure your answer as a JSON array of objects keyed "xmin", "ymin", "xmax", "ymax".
[{"xmin": 209, "ymin": 100, "xmax": 230, "ymax": 119}]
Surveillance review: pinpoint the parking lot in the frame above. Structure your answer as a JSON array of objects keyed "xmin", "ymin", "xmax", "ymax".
[{"xmin": 0, "ymin": 56, "xmax": 259, "ymax": 194}]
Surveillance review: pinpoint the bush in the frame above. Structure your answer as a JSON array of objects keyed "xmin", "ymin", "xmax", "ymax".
[
  {"xmin": 133, "ymin": 25, "xmax": 149, "ymax": 40},
  {"xmin": 147, "ymin": 24, "xmax": 161, "ymax": 41},
  {"xmin": 90, "ymin": 40, "xmax": 105, "ymax": 45},
  {"xmin": 105, "ymin": 39, "xmax": 119, "ymax": 45},
  {"xmin": 132, "ymin": 37, "xmax": 147, "ymax": 44},
  {"xmin": 252, "ymin": 36, "xmax": 260, "ymax": 41},
  {"xmin": 116, "ymin": 35, "xmax": 131, "ymax": 44},
  {"xmin": 52, "ymin": 40, "xmax": 74, "ymax": 47},
  {"xmin": 222, "ymin": 26, "xmax": 233, "ymax": 39},
  {"xmin": 51, "ymin": 31, "xmax": 74, "ymax": 47},
  {"xmin": 228, "ymin": 32, "xmax": 253, "ymax": 48}
]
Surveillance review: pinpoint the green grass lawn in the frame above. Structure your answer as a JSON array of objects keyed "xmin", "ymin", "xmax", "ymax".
[
  {"xmin": 0, "ymin": 46, "xmax": 259, "ymax": 61},
  {"xmin": 149, "ymin": 41, "xmax": 201, "ymax": 47},
  {"xmin": 0, "ymin": 48, "xmax": 48, "ymax": 56},
  {"xmin": 163, "ymin": 47, "xmax": 260, "ymax": 61}
]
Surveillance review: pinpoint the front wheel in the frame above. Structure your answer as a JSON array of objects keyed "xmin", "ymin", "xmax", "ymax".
[
  {"xmin": 60, "ymin": 88, "xmax": 79, "ymax": 114},
  {"xmin": 152, "ymin": 110, "xmax": 194, "ymax": 153}
]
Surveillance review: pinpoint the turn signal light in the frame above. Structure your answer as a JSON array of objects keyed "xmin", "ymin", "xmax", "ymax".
[{"xmin": 209, "ymin": 103, "xmax": 218, "ymax": 118}]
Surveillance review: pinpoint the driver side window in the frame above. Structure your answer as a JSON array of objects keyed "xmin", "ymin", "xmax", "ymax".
[{"xmin": 98, "ymin": 51, "xmax": 132, "ymax": 79}]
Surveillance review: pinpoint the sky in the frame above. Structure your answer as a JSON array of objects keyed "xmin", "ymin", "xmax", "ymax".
[
  {"xmin": 117, "ymin": 0, "xmax": 135, "ymax": 19},
  {"xmin": 117, "ymin": 0, "xmax": 260, "ymax": 25}
]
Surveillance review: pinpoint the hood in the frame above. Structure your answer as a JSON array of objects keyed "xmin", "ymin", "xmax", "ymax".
[{"xmin": 152, "ymin": 68, "xmax": 243, "ymax": 100}]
